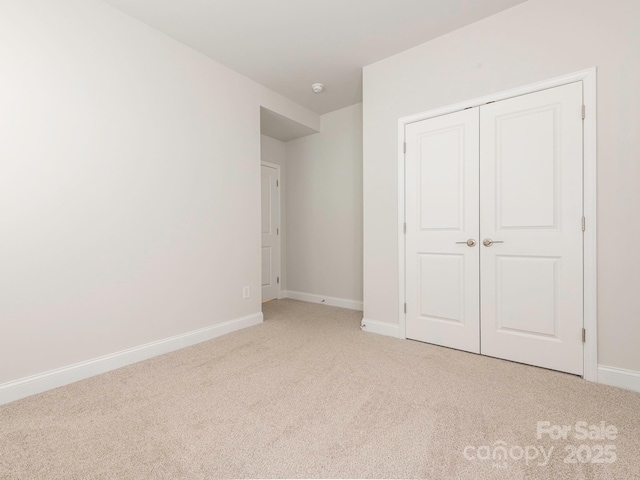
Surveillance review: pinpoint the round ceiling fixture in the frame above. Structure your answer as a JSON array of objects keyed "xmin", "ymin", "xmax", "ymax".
[{"xmin": 311, "ymin": 83, "xmax": 325, "ymax": 93}]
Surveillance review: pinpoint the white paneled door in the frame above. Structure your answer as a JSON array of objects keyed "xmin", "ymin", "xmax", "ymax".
[
  {"xmin": 261, "ymin": 164, "xmax": 280, "ymax": 302},
  {"xmin": 480, "ymin": 82, "xmax": 584, "ymax": 375},
  {"xmin": 405, "ymin": 108, "xmax": 480, "ymax": 353},
  {"xmin": 405, "ymin": 82, "xmax": 585, "ymax": 375}
]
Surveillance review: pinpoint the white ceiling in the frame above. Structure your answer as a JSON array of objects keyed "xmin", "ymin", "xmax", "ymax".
[
  {"xmin": 260, "ymin": 107, "xmax": 318, "ymax": 142},
  {"xmin": 102, "ymin": 0, "xmax": 526, "ymax": 115}
]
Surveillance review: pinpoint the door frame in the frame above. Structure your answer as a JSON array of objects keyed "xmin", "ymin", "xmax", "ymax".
[
  {"xmin": 397, "ymin": 68, "xmax": 598, "ymax": 381},
  {"xmin": 261, "ymin": 161, "xmax": 282, "ymax": 302}
]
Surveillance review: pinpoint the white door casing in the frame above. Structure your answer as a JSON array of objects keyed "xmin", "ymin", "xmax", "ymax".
[
  {"xmin": 403, "ymin": 78, "xmax": 589, "ymax": 376},
  {"xmin": 405, "ymin": 108, "xmax": 480, "ymax": 353},
  {"xmin": 261, "ymin": 163, "xmax": 280, "ymax": 302},
  {"xmin": 479, "ymin": 82, "xmax": 584, "ymax": 375}
]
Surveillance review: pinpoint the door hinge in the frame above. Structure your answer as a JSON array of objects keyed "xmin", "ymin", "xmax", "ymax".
[
  {"xmin": 277, "ymin": 277, "xmax": 280, "ymax": 285},
  {"xmin": 582, "ymin": 216, "xmax": 586, "ymax": 232},
  {"xmin": 403, "ymin": 223, "xmax": 407, "ymax": 234},
  {"xmin": 582, "ymin": 105, "xmax": 586, "ymax": 120},
  {"xmin": 276, "ymin": 180, "xmax": 279, "ymax": 187},
  {"xmin": 277, "ymin": 228, "xmax": 279, "ymax": 235},
  {"xmin": 404, "ymin": 303, "xmax": 407, "ymax": 314},
  {"xmin": 582, "ymin": 328, "xmax": 586, "ymax": 343},
  {"xmin": 403, "ymin": 142, "xmax": 406, "ymax": 154}
]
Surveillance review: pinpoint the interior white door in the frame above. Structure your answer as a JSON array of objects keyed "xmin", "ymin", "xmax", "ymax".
[
  {"xmin": 479, "ymin": 82, "xmax": 584, "ymax": 375},
  {"xmin": 405, "ymin": 108, "xmax": 480, "ymax": 353},
  {"xmin": 261, "ymin": 164, "xmax": 280, "ymax": 302}
]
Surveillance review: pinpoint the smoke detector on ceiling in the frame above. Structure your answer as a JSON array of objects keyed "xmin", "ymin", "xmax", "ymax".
[{"xmin": 311, "ymin": 83, "xmax": 325, "ymax": 93}]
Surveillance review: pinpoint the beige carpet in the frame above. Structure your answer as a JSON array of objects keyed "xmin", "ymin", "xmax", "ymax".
[{"xmin": 1, "ymin": 299, "xmax": 639, "ymax": 479}]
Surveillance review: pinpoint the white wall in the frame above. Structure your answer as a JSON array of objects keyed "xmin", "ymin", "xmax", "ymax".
[
  {"xmin": 285, "ymin": 104, "xmax": 363, "ymax": 306},
  {"xmin": 0, "ymin": 0, "xmax": 319, "ymax": 386},
  {"xmin": 260, "ymin": 135, "xmax": 287, "ymax": 290},
  {"xmin": 363, "ymin": 0, "xmax": 640, "ymax": 372}
]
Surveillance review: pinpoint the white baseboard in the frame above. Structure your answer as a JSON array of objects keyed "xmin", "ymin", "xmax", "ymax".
[
  {"xmin": 0, "ymin": 312, "xmax": 263, "ymax": 406},
  {"xmin": 598, "ymin": 365, "xmax": 640, "ymax": 394},
  {"xmin": 360, "ymin": 318, "xmax": 401, "ymax": 338},
  {"xmin": 282, "ymin": 290, "xmax": 363, "ymax": 311}
]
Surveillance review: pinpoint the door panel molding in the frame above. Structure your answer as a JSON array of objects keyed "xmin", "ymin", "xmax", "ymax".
[{"xmin": 397, "ymin": 68, "xmax": 597, "ymax": 381}]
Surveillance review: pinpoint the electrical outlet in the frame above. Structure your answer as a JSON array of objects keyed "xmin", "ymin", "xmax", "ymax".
[{"xmin": 242, "ymin": 286, "xmax": 250, "ymax": 299}]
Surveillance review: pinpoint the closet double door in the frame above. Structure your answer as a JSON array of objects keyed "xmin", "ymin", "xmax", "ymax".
[{"xmin": 405, "ymin": 82, "xmax": 584, "ymax": 375}]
